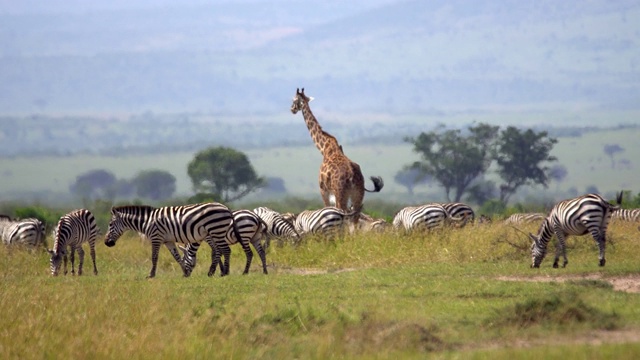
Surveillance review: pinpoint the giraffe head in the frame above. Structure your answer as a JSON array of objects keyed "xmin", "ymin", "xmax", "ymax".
[{"xmin": 291, "ymin": 88, "xmax": 314, "ymax": 114}]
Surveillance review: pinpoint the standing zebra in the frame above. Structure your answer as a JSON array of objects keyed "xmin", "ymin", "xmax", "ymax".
[
  {"xmin": 181, "ymin": 209, "xmax": 268, "ymax": 276},
  {"xmin": 104, "ymin": 203, "xmax": 240, "ymax": 278},
  {"xmin": 252, "ymin": 206, "xmax": 301, "ymax": 246},
  {"xmin": 440, "ymin": 202, "xmax": 475, "ymax": 228},
  {"xmin": 48, "ymin": 209, "xmax": 99, "ymax": 276},
  {"xmin": 0, "ymin": 217, "xmax": 46, "ymax": 247},
  {"xmin": 611, "ymin": 208, "xmax": 640, "ymax": 222},
  {"xmin": 530, "ymin": 192, "xmax": 622, "ymax": 268},
  {"xmin": 291, "ymin": 206, "xmax": 358, "ymax": 237},
  {"xmin": 392, "ymin": 204, "xmax": 448, "ymax": 232},
  {"xmin": 504, "ymin": 213, "xmax": 545, "ymax": 225}
]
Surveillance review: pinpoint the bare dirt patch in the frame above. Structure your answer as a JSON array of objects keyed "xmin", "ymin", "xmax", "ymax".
[
  {"xmin": 497, "ymin": 273, "xmax": 640, "ymax": 293},
  {"xmin": 268, "ymin": 265, "xmax": 358, "ymax": 275}
]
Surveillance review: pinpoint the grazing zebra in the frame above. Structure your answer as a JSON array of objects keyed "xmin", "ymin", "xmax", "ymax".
[
  {"xmin": 252, "ymin": 206, "xmax": 301, "ymax": 246},
  {"xmin": 476, "ymin": 214, "xmax": 492, "ymax": 225},
  {"xmin": 181, "ymin": 209, "xmax": 268, "ymax": 276},
  {"xmin": 0, "ymin": 217, "xmax": 46, "ymax": 247},
  {"xmin": 504, "ymin": 213, "xmax": 545, "ymax": 225},
  {"xmin": 392, "ymin": 204, "xmax": 448, "ymax": 232},
  {"xmin": 291, "ymin": 206, "xmax": 358, "ymax": 237},
  {"xmin": 47, "ymin": 209, "xmax": 99, "ymax": 276},
  {"xmin": 611, "ymin": 208, "xmax": 640, "ymax": 222},
  {"xmin": 440, "ymin": 202, "xmax": 475, "ymax": 228},
  {"xmin": 104, "ymin": 203, "xmax": 240, "ymax": 278},
  {"xmin": 530, "ymin": 192, "xmax": 622, "ymax": 268}
]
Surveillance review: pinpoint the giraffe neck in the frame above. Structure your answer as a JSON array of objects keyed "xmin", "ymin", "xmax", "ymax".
[{"xmin": 301, "ymin": 102, "xmax": 340, "ymax": 158}]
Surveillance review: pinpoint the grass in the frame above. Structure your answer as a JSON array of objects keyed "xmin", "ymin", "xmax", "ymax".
[{"xmin": 2, "ymin": 221, "xmax": 640, "ymax": 359}]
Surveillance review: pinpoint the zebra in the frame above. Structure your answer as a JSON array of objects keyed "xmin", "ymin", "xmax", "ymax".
[
  {"xmin": 611, "ymin": 208, "xmax": 640, "ymax": 222},
  {"xmin": 530, "ymin": 192, "xmax": 622, "ymax": 268},
  {"xmin": 0, "ymin": 217, "xmax": 46, "ymax": 247},
  {"xmin": 476, "ymin": 214, "xmax": 492, "ymax": 225},
  {"xmin": 291, "ymin": 206, "xmax": 359, "ymax": 237},
  {"xmin": 252, "ymin": 206, "xmax": 301, "ymax": 246},
  {"xmin": 47, "ymin": 209, "xmax": 99, "ymax": 276},
  {"xmin": 504, "ymin": 213, "xmax": 545, "ymax": 225},
  {"xmin": 440, "ymin": 202, "xmax": 475, "ymax": 228},
  {"xmin": 181, "ymin": 209, "xmax": 269, "ymax": 276},
  {"xmin": 392, "ymin": 203, "xmax": 448, "ymax": 232},
  {"xmin": 104, "ymin": 203, "xmax": 240, "ymax": 278}
]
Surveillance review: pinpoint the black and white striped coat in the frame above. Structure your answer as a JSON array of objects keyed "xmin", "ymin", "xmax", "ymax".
[
  {"xmin": 504, "ymin": 212, "xmax": 545, "ymax": 225},
  {"xmin": 291, "ymin": 206, "xmax": 357, "ymax": 237},
  {"xmin": 48, "ymin": 209, "xmax": 99, "ymax": 276},
  {"xmin": 181, "ymin": 209, "xmax": 268, "ymax": 276},
  {"xmin": 0, "ymin": 217, "xmax": 45, "ymax": 247},
  {"xmin": 104, "ymin": 203, "xmax": 240, "ymax": 278},
  {"xmin": 611, "ymin": 208, "xmax": 640, "ymax": 222},
  {"xmin": 252, "ymin": 206, "xmax": 301, "ymax": 246},
  {"xmin": 440, "ymin": 202, "xmax": 475, "ymax": 228},
  {"xmin": 392, "ymin": 204, "xmax": 448, "ymax": 232},
  {"xmin": 530, "ymin": 192, "xmax": 621, "ymax": 268}
]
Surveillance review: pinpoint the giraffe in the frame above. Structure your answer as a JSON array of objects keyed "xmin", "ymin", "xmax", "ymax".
[{"xmin": 290, "ymin": 88, "xmax": 383, "ymax": 224}]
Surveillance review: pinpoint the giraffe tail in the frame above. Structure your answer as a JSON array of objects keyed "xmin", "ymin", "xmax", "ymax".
[{"xmin": 365, "ymin": 176, "xmax": 384, "ymax": 193}]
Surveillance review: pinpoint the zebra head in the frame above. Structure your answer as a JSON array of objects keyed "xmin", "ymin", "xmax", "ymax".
[
  {"xmin": 179, "ymin": 243, "xmax": 199, "ymax": 277},
  {"xmin": 104, "ymin": 209, "xmax": 126, "ymax": 247},
  {"xmin": 529, "ymin": 233, "xmax": 546, "ymax": 268},
  {"xmin": 290, "ymin": 88, "xmax": 313, "ymax": 114},
  {"xmin": 47, "ymin": 249, "xmax": 64, "ymax": 276}
]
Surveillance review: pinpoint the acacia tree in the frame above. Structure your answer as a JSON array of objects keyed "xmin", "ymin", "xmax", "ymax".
[
  {"xmin": 132, "ymin": 169, "xmax": 176, "ymax": 201},
  {"xmin": 187, "ymin": 146, "xmax": 265, "ymax": 203},
  {"xmin": 69, "ymin": 169, "xmax": 117, "ymax": 201},
  {"xmin": 494, "ymin": 127, "xmax": 557, "ymax": 204},
  {"xmin": 394, "ymin": 167, "xmax": 432, "ymax": 196},
  {"xmin": 405, "ymin": 123, "xmax": 499, "ymax": 202}
]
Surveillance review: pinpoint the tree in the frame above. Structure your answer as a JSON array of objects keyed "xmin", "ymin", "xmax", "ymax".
[
  {"xmin": 603, "ymin": 144, "xmax": 624, "ymax": 169},
  {"xmin": 187, "ymin": 146, "xmax": 265, "ymax": 203},
  {"xmin": 132, "ymin": 169, "xmax": 176, "ymax": 201},
  {"xmin": 405, "ymin": 122, "xmax": 499, "ymax": 202},
  {"xmin": 394, "ymin": 167, "xmax": 432, "ymax": 196},
  {"xmin": 69, "ymin": 169, "xmax": 117, "ymax": 201},
  {"xmin": 494, "ymin": 127, "xmax": 558, "ymax": 204},
  {"xmin": 548, "ymin": 164, "xmax": 568, "ymax": 190}
]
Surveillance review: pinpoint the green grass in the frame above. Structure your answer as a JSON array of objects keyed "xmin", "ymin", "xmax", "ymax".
[{"xmin": 2, "ymin": 221, "xmax": 640, "ymax": 359}]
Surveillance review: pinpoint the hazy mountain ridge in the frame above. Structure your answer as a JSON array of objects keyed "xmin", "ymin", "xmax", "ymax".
[{"xmin": 0, "ymin": 0, "xmax": 638, "ymax": 117}]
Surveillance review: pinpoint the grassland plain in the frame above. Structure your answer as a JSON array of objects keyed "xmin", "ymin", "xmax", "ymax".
[
  {"xmin": 1, "ymin": 220, "xmax": 640, "ymax": 359},
  {"xmin": 0, "ymin": 127, "xmax": 639, "ymax": 203}
]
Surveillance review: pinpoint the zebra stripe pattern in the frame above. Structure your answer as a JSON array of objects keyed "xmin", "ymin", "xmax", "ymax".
[
  {"xmin": 0, "ymin": 217, "xmax": 45, "ymax": 247},
  {"xmin": 440, "ymin": 202, "xmax": 475, "ymax": 227},
  {"xmin": 252, "ymin": 206, "xmax": 301, "ymax": 246},
  {"xmin": 182, "ymin": 209, "xmax": 268, "ymax": 276},
  {"xmin": 104, "ymin": 203, "xmax": 239, "ymax": 278},
  {"xmin": 611, "ymin": 208, "xmax": 640, "ymax": 222},
  {"xmin": 504, "ymin": 213, "xmax": 545, "ymax": 225},
  {"xmin": 530, "ymin": 192, "xmax": 621, "ymax": 268},
  {"xmin": 392, "ymin": 204, "xmax": 448, "ymax": 232},
  {"xmin": 292, "ymin": 206, "xmax": 357, "ymax": 237},
  {"xmin": 47, "ymin": 209, "xmax": 99, "ymax": 276},
  {"xmin": 358, "ymin": 213, "xmax": 388, "ymax": 233}
]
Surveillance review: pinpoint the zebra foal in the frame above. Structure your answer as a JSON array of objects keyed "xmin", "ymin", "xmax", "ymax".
[{"xmin": 48, "ymin": 209, "xmax": 99, "ymax": 276}]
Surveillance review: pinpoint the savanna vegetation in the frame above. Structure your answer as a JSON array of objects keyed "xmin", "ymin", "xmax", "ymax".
[{"xmin": 2, "ymin": 217, "xmax": 640, "ymax": 359}]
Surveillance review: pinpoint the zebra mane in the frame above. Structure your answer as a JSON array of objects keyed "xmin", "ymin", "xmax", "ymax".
[{"xmin": 111, "ymin": 205, "xmax": 156, "ymax": 214}]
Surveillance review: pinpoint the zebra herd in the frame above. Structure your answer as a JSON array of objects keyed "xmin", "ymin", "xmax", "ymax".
[{"xmin": 2, "ymin": 192, "xmax": 638, "ymax": 276}]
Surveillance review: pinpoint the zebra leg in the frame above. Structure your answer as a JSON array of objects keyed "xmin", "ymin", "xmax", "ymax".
[
  {"xmin": 76, "ymin": 246, "xmax": 85, "ymax": 276},
  {"xmin": 591, "ymin": 229, "xmax": 606, "ymax": 267},
  {"xmin": 148, "ymin": 241, "xmax": 162, "ymax": 278},
  {"xmin": 206, "ymin": 240, "xmax": 222, "ymax": 277},
  {"xmin": 219, "ymin": 243, "xmax": 231, "ymax": 276},
  {"xmin": 164, "ymin": 242, "xmax": 184, "ymax": 271},
  {"xmin": 252, "ymin": 241, "xmax": 268, "ymax": 275},
  {"xmin": 69, "ymin": 248, "xmax": 76, "ymax": 275},
  {"xmin": 553, "ymin": 228, "xmax": 568, "ymax": 268},
  {"xmin": 63, "ymin": 253, "xmax": 69, "ymax": 276},
  {"xmin": 240, "ymin": 240, "xmax": 253, "ymax": 275}
]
